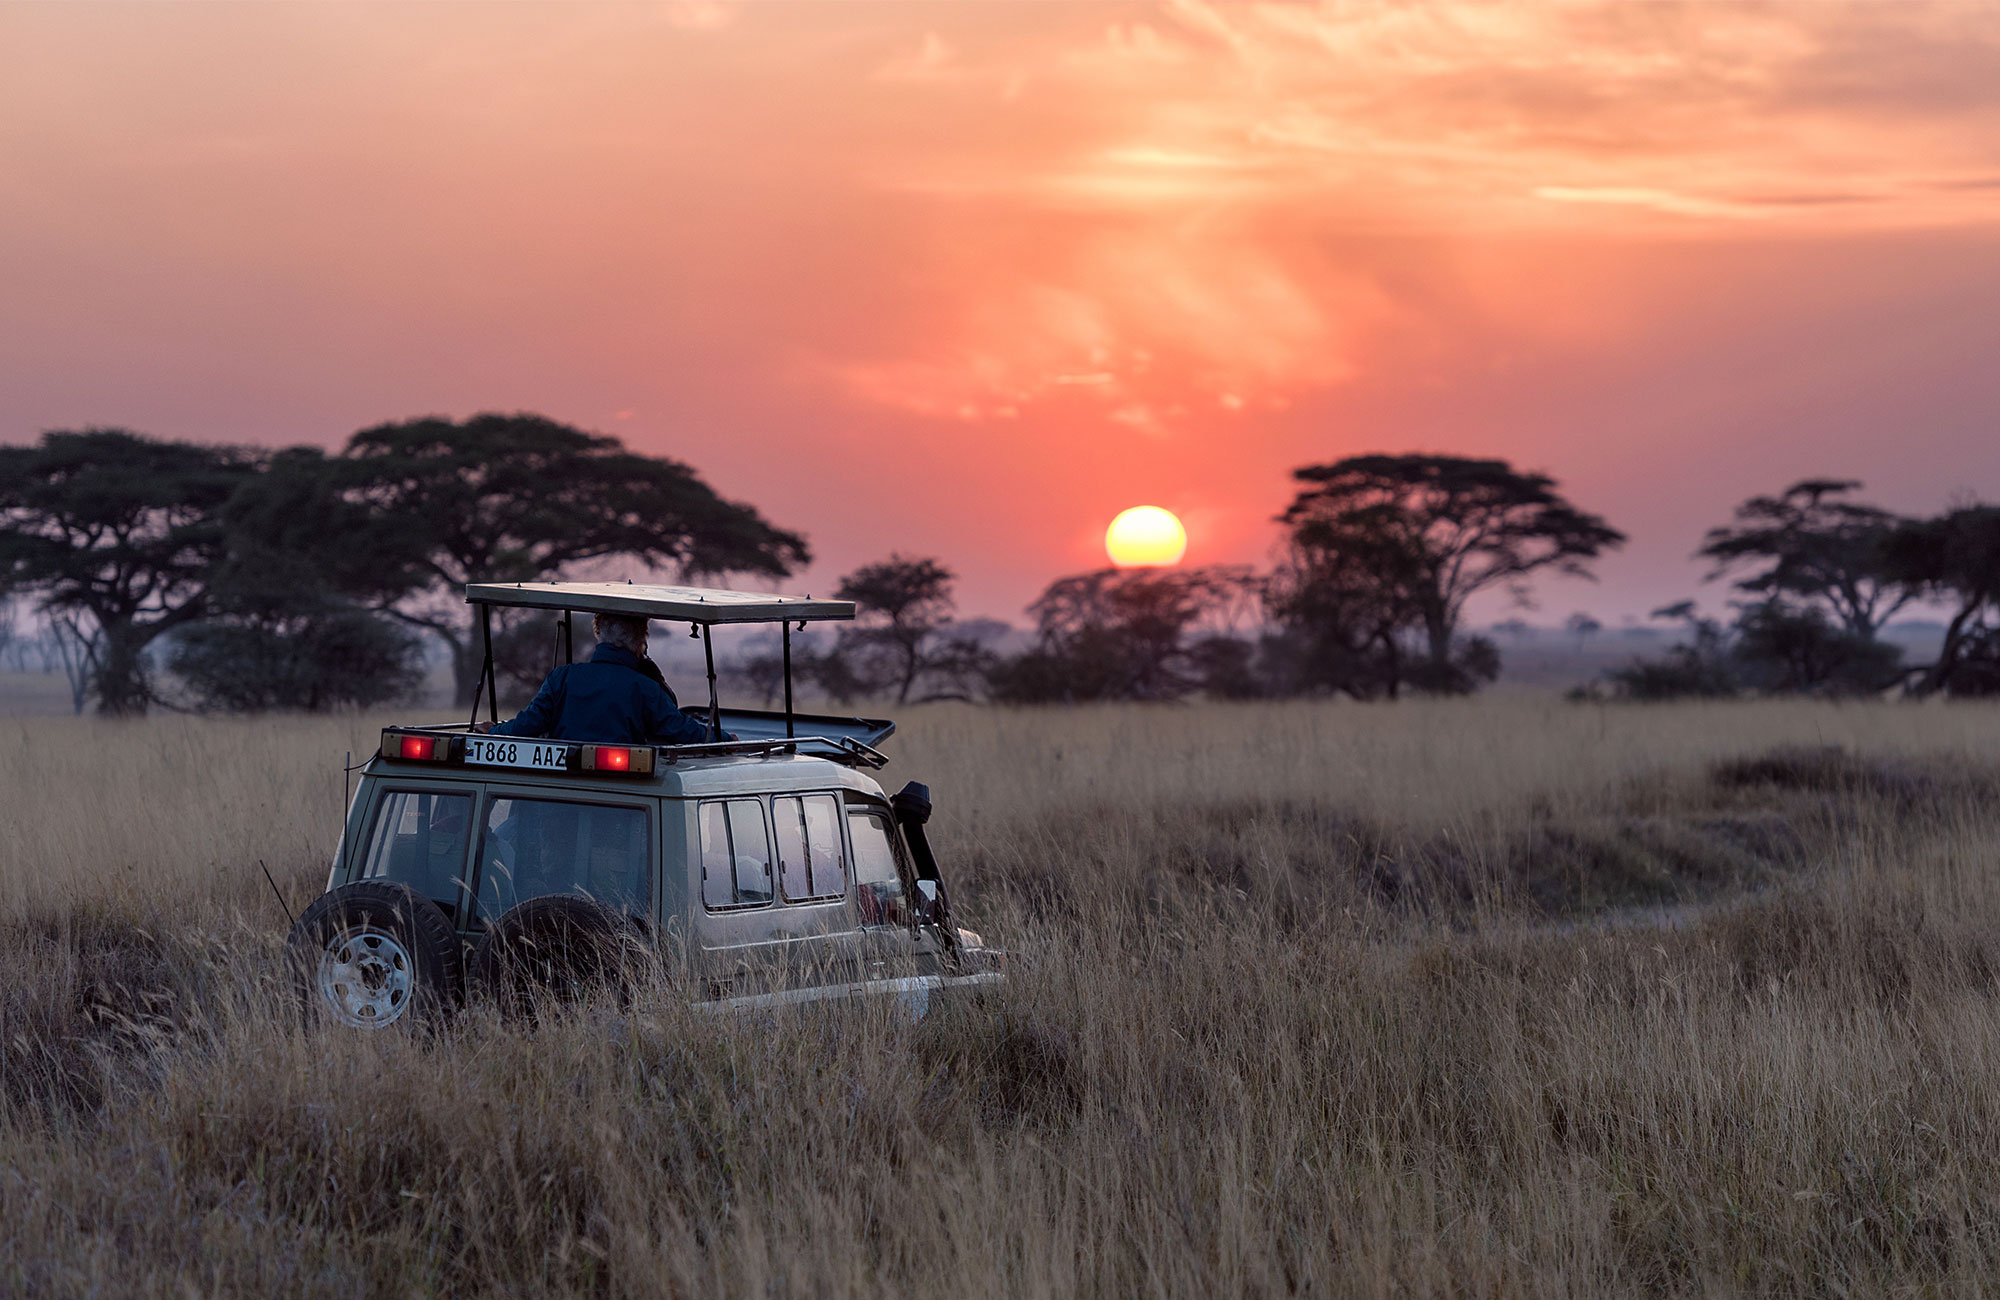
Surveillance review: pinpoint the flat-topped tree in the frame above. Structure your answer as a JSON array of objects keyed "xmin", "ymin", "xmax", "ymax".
[
  {"xmin": 1698, "ymin": 479, "xmax": 1915, "ymax": 640},
  {"xmin": 342, "ymin": 413, "xmax": 809, "ymax": 705},
  {"xmin": 833, "ymin": 555, "xmax": 988, "ymax": 704},
  {"xmin": 0, "ymin": 430, "xmax": 256, "ymax": 714},
  {"xmin": 992, "ymin": 567, "xmax": 1251, "ymax": 703},
  {"xmin": 172, "ymin": 447, "xmax": 434, "ymax": 713},
  {"xmin": 1280, "ymin": 454, "xmax": 1624, "ymax": 690},
  {"xmin": 1883, "ymin": 506, "xmax": 2000, "ymax": 696}
]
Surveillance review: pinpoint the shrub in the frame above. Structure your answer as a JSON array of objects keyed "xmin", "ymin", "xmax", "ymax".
[{"xmin": 169, "ymin": 608, "xmax": 424, "ymax": 712}]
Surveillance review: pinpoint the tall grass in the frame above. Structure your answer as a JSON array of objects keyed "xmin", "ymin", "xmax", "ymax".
[{"xmin": 4, "ymin": 698, "xmax": 2000, "ymax": 1296}]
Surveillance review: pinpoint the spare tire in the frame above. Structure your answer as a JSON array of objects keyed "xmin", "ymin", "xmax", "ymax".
[
  {"xmin": 470, "ymin": 894, "xmax": 645, "ymax": 1019},
  {"xmin": 286, "ymin": 880, "xmax": 463, "ymax": 1030}
]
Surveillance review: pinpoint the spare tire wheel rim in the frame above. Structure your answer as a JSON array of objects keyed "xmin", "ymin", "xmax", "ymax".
[{"xmin": 318, "ymin": 925, "xmax": 416, "ymax": 1027}]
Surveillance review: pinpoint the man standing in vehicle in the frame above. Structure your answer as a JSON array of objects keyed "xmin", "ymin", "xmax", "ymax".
[{"xmin": 476, "ymin": 613, "xmax": 721, "ymax": 745}]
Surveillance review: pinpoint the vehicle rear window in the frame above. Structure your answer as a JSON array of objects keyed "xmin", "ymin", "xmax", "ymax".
[
  {"xmin": 774, "ymin": 794, "xmax": 845, "ymax": 902},
  {"xmin": 699, "ymin": 799, "xmax": 774, "ymax": 909},
  {"xmin": 847, "ymin": 808, "xmax": 909, "ymax": 928},
  {"xmin": 359, "ymin": 791, "xmax": 472, "ymax": 911},
  {"xmin": 474, "ymin": 798, "xmax": 649, "ymax": 921}
]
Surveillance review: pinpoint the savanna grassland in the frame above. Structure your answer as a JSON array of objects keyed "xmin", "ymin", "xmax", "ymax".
[{"xmin": 5, "ymin": 698, "xmax": 2000, "ymax": 1297}]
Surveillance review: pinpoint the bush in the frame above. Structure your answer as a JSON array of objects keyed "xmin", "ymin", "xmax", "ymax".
[
  {"xmin": 1733, "ymin": 602, "xmax": 1901, "ymax": 695},
  {"xmin": 1940, "ymin": 626, "xmax": 2000, "ymax": 697},
  {"xmin": 986, "ymin": 647, "xmax": 1093, "ymax": 705},
  {"xmin": 1185, "ymin": 634, "xmax": 1264, "ymax": 700},
  {"xmin": 1602, "ymin": 600, "xmax": 1901, "ymax": 701},
  {"xmin": 1604, "ymin": 611, "xmax": 1740, "ymax": 700},
  {"xmin": 1403, "ymin": 634, "xmax": 1501, "ymax": 696},
  {"xmin": 169, "ymin": 608, "xmax": 424, "ymax": 711}
]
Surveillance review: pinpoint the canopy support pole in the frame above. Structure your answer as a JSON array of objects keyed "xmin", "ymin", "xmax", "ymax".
[
  {"xmin": 562, "ymin": 610, "xmax": 574, "ymax": 665},
  {"xmin": 702, "ymin": 625, "xmax": 721, "ymax": 741},
  {"xmin": 481, "ymin": 604, "xmax": 499, "ymax": 724},
  {"xmin": 466, "ymin": 656, "xmax": 487, "ymax": 731},
  {"xmin": 782, "ymin": 622, "xmax": 795, "ymax": 738}
]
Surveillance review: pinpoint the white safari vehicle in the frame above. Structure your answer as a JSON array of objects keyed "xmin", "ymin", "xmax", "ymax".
[{"xmin": 286, "ymin": 581, "xmax": 1001, "ymax": 1029}]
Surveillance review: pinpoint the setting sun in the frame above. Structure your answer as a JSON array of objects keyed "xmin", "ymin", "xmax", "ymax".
[{"xmin": 1105, "ymin": 506, "xmax": 1187, "ymax": 568}]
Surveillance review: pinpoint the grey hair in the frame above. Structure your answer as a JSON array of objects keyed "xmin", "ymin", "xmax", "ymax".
[{"xmin": 592, "ymin": 613, "xmax": 649, "ymax": 653}]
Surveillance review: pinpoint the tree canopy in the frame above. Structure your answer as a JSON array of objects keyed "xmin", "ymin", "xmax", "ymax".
[
  {"xmin": 0, "ymin": 430, "xmax": 256, "ymax": 713},
  {"xmin": 1276, "ymin": 454, "xmax": 1623, "ymax": 693},
  {"xmin": 167, "ymin": 447, "xmax": 433, "ymax": 713},
  {"xmin": 341, "ymin": 413, "xmax": 811, "ymax": 704},
  {"xmin": 1883, "ymin": 506, "xmax": 2000, "ymax": 696},
  {"xmin": 1698, "ymin": 479, "xmax": 1914, "ymax": 638},
  {"xmin": 831, "ymin": 555, "xmax": 987, "ymax": 704},
  {"xmin": 989, "ymin": 567, "xmax": 1250, "ymax": 703},
  {"xmin": 0, "ymin": 417, "xmax": 813, "ymax": 714}
]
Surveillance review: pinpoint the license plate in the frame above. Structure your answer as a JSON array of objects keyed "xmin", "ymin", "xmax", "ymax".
[{"xmin": 464, "ymin": 737, "xmax": 569, "ymax": 771}]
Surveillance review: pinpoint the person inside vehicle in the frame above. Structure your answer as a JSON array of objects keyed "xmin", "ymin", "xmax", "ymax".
[{"xmin": 476, "ymin": 612, "xmax": 724, "ymax": 745}]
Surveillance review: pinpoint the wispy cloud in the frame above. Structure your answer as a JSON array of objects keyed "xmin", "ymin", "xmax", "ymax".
[{"xmin": 836, "ymin": 1, "xmax": 2000, "ymax": 427}]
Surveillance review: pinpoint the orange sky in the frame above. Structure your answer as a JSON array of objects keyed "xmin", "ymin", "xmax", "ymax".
[{"xmin": 5, "ymin": 2, "xmax": 2000, "ymax": 624}]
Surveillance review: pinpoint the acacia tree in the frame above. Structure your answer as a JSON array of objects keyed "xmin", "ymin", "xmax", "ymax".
[
  {"xmin": 1698, "ymin": 479, "xmax": 1915, "ymax": 639},
  {"xmin": 1883, "ymin": 506, "xmax": 2000, "ymax": 696},
  {"xmin": 169, "ymin": 447, "xmax": 432, "ymax": 712},
  {"xmin": 831, "ymin": 555, "xmax": 989, "ymax": 703},
  {"xmin": 990, "ymin": 567, "xmax": 1250, "ymax": 703},
  {"xmin": 0, "ymin": 430, "xmax": 256, "ymax": 713},
  {"xmin": 1279, "ymin": 454, "xmax": 1624, "ymax": 690},
  {"xmin": 1262, "ymin": 526, "xmax": 1424, "ymax": 698},
  {"xmin": 340, "ymin": 413, "xmax": 810, "ymax": 704}
]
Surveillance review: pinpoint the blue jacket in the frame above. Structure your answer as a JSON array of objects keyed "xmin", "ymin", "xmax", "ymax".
[{"xmin": 491, "ymin": 644, "xmax": 715, "ymax": 745}]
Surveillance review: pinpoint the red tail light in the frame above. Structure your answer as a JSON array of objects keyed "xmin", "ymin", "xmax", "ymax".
[
  {"xmin": 580, "ymin": 744, "xmax": 653, "ymax": 775},
  {"xmin": 380, "ymin": 730, "xmax": 450, "ymax": 762}
]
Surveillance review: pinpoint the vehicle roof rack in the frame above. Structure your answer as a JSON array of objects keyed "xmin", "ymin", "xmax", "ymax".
[
  {"xmin": 459, "ymin": 581, "xmax": 867, "ymax": 747},
  {"xmin": 465, "ymin": 581, "xmax": 854, "ymax": 625},
  {"xmin": 655, "ymin": 735, "xmax": 891, "ymax": 770}
]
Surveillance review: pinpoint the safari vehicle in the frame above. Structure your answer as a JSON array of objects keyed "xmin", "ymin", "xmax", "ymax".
[{"xmin": 285, "ymin": 581, "xmax": 1001, "ymax": 1029}]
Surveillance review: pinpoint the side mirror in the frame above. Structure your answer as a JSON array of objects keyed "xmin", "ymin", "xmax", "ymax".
[{"xmin": 914, "ymin": 878, "xmax": 941, "ymax": 924}]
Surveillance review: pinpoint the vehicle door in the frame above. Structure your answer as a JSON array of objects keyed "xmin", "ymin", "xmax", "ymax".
[
  {"xmin": 462, "ymin": 788, "xmax": 660, "ymax": 932},
  {"xmin": 341, "ymin": 781, "xmax": 481, "ymax": 931},
  {"xmin": 688, "ymin": 791, "xmax": 858, "ymax": 997},
  {"xmin": 844, "ymin": 795, "xmax": 937, "ymax": 979}
]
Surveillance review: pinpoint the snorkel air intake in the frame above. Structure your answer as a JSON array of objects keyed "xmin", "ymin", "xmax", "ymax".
[{"xmin": 890, "ymin": 781, "xmax": 955, "ymax": 954}]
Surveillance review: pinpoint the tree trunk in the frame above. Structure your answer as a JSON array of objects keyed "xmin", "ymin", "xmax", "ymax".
[
  {"xmin": 1421, "ymin": 597, "xmax": 1454, "ymax": 670},
  {"xmin": 1917, "ymin": 600, "xmax": 1980, "ymax": 696},
  {"xmin": 92, "ymin": 626, "xmax": 152, "ymax": 716},
  {"xmin": 49, "ymin": 616, "xmax": 95, "ymax": 715},
  {"xmin": 449, "ymin": 623, "xmax": 482, "ymax": 711}
]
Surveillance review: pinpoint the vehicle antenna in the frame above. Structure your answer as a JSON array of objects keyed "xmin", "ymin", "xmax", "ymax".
[
  {"xmin": 341, "ymin": 750, "xmax": 352, "ymax": 877},
  {"xmin": 258, "ymin": 859, "xmax": 297, "ymax": 930}
]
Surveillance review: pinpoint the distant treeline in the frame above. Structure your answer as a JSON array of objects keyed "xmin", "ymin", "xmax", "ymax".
[
  {"xmin": 0, "ymin": 416, "xmax": 805, "ymax": 715},
  {"xmin": 1578, "ymin": 481, "xmax": 2000, "ymax": 701},
  {"xmin": 4, "ymin": 417, "xmax": 1998, "ymax": 713}
]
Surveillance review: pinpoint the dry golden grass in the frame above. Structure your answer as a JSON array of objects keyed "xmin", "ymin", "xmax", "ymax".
[{"xmin": 5, "ymin": 697, "xmax": 2000, "ymax": 1296}]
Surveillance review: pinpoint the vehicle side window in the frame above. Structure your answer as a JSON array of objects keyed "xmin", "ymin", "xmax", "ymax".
[
  {"xmin": 775, "ymin": 794, "xmax": 846, "ymax": 902},
  {"xmin": 847, "ymin": 809, "xmax": 908, "ymax": 928},
  {"xmin": 360, "ymin": 791, "xmax": 472, "ymax": 912},
  {"xmin": 475, "ymin": 798, "xmax": 649, "ymax": 921},
  {"xmin": 698, "ymin": 799, "xmax": 774, "ymax": 909}
]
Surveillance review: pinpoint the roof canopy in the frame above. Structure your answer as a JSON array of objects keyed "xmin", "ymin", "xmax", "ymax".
[{"xmin": 464, "ymin": 581, "xmax": 855, "ymax": 626}]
